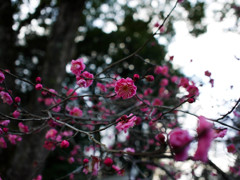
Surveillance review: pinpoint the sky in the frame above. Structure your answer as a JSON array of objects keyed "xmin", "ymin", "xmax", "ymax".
[
  {"xmin": 167, "ymin": 2, "xmax": 240, "ymax": 172},
  {"xmin": 169, "ymin": 20, "xmax": 240, "ymax": 118}
]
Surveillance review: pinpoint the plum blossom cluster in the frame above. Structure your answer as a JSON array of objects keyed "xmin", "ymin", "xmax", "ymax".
[
  {"xmin": 115, "ymin": 114, "xmax": 137, "ymax": 133},
  {"xmin": 0, "ymin": 53, "xmax": 239, "ymax": 180},
  {"xmin": 43, "ymin": 128, "xmax": 72, "ymax": 151},
  {"xmin": 71, "ymin": 58, "xmax": 94, "ymax": 88}
]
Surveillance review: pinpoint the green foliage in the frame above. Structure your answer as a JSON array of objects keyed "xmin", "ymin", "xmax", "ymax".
[{"xmin": 181, "ymin": 1, "xmax": 207, "ymax": 37}]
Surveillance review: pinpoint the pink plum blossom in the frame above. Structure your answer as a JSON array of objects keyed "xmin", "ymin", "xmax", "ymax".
[
  {"xmin": 69, "ymin": 174, "xmax": 74, "ymax": 180},
  {"xmin": 160, "ymin": 78, "xmax": 169, "ymax": 86},
  {"xmin": 227, "ymin": 144, "xmax": 236, "ymax": 153},
  {"xmin": 71, "ymin": 58, "xmax": 85, "ymax": 76},
  {"xmin": 154, "ymin": 22, "xmax": 160, "ymax": 27},
  {"xmin": 13, "ymin": 110, "xmax": 20, "ymax": 118},
  {"xmin": 152, "ymin": 98, "xmax": 163, "ymax": 106},
  {"xmin": 0, "ymin": 137, "xmax": 7, "ymax": 148},
  {"xmin": 60, "ymin": 140, "xmax": 70, "ymax": 148},
  {"xmin": 114, "ymin": 78, "xmax": 137, "ymax": 99},
  {"xmin": 0, "ymin": 91, "xmax": 13, "ymax": 105},
  {"xmin": 155, "ymin": 133, "xmax": 165, "ymax": 144},
  {"xmin": 0, "ymin": 120, "xmax": 10, "ymax": 126},
  {"xmin": 144, "ymin": 88, "xmax": 153, "ymax": 96},
  {"xmin": 61, "ymin": 130, "xmax": 73, "ymax": 137},
  {"xmin": 133, "ymin": 74, "xmax": 140, "ymax": 81},
  {"xmin": 35, "ymin": 77, "xmax": 42, "ymax": 83},
  {"xmin": 169, "ymin": 128, "xmax": 193, "ymax": 161},
  {"xmin": 66, "ymin": 88, "xmax": 78, "ymax": 100},
  {"xmin": 115, "ymin": 114, "xmax": 137, "ymax": 133},
  {"xmin": 3, "ymin": 128, "xmax": 8, "ymax": 133},
  {"xmin": 32, "ymin": 175, "xmax": 42, "ymax": 180},
  {"xmin": 193, "ymin": 116, "xmax": 214, "ymax": 162},
  {"xmin": 154, "ymin": 65, "xmax": 169, "ymax": 76},
  {"xmin": 44, "ymin": 98, "xmax": 53, "ymax": 106},
  {"xmin": 0, "ymin": 71, "xmax": 5, "ymax": 83},
  {"xmin": 71, "ymin": 145, "xmax": 81, "ymax": 156},
  {"xmin": 124, "ymin": 147, "xmax": 135, "ymax": 153},
  {"xmin": 45, "ymin": 128, "xmax": 58, "ymax": 140},
  {"xmin": 44, "ymin": 141, "xmax": 56, "ymax": 151},
  {"xmin": 97, "ymin": 82, "xmax": 107, "ymax": 92},
  {"xmin": 204, "ymin": 70, "xmax": 211, "ymax": 77},
  {"xmin": 145, "ymin": 75, "xmax": 154, "ymax": 82},
  {"xmin": 91, "ymin": 156, "xmax": 100, "ymax": 176},
  {"xmin": 49, "ymin": 88, "xmax": 58, "ymax": 96},
  {"xmin": 187, "ymin": 85, "xmax": 199, "ymax": 98},
  {"xmin": 83, "ymin": 158, "xmax": 89, "ymax": 164},
  {"xmin": 18, "ymin": 122, "xmax": 29, "ymax": 133},
  {"xmin": 210, "ymin": 79, "xmax": 214, "ymax": 87},
  {"xmin": 52, "ymin": 105, "xmax": 61, "ymax": 112},
  {"xmin": 76, "ymin": 71, "xmax": 94, "ymax": 88},
  {"xmin": 112, "ymin": 165, "xmax": 124, "ymax": 176},
  {"xmin": 8, "ymin": 134, "xmax": 22, "ymax": 144},
  {"xmin": 213, "ymin": 128, "xmax": 227, "ymax": 138},
  {"xmin": 14, "ymin": 96, "xmax": 21, "ymax": 103},
  {"xmin": 179, "ymin": 77, "xmax": 189, "ymax": 88},
  {"xmin": 70, "ymin": 107, "xmax": 83, "ymax": 117},
  {"xmin": 104, "ymin": 157, "xmax": 113, "ymax": 166},
  {"xmin": 171, "ymin": 76, "xmax": 178, "ymax": 83},
  {"xmin": 35, "ymin": 84, "xmax": 43, "ymax": 90}
]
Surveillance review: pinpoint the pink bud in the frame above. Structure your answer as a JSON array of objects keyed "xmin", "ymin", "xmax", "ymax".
[
  {"xmin": 13, "ymin": 110, "xmax": 20, "ymax": 118},
  {"xmin": 60, "ymin": 140, "xmax": 70, "ymax": 148},
  {"xmin": 35, "ymin": 84, "xmax": 43, "ymax": 90},
  {"xmin": 68, "ymin": 157, "xmax": 75, "ymax": 164},
  {"xmin": 83, "ymin": 158, "xmax": 89, "ymax": 164},
  {"xmin": 227, "ymin": 144, "xmax": 236, "ymax": 153},
  {"xmin": 14, "ymin": 97, "xmax": 21, "ymax": 103},
  {"xmin": 204, "ymin": 70, "xmax": 211, "ymax": 77},
  {"xmin": 3, "ymin": 128, "xmax": 8, "ymax": 133},
  {"xmin": 18, "ymin": 122, "xmax": 29, "ymax": 133},
  {"xmin": 104, "ymin": 157, "xmax": 113, "ymax": 166},
  {"xmin": 145, "ymin": 75, "xmax": 154, "ymax": 82},
  {"xmin": 120, "ymin": 115, "xmax": 128, "ymax": 121},
  {"xmin": 35, "ymin": 77, "xmax": 42, "ymax": 83},
  {"xmin": 133, "ymin": 74, "xmax": 140, "ymax": 81},
  {"xmin": 0, "ymin": 71, "xmax": 5, "ymax": 83},
  {"xmin": 188, "ymin": 97, "xmax": 195, "ymax": 103}
]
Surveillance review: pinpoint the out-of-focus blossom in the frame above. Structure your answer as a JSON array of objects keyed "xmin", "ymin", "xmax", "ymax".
[
  {"xmin": 169, "ymin": 128, "xmax": 193, "ymax": 161},
  {"xmin": 76, "ymin": 71, "xmax": 94, "ymax": 88},
  {"xmin": 115, "ymin": 114, "xmax": 137, "ymax": 133},
  {"xmin": 193, "ymin": 116, "xmax": 214, "ymax": 162},
  {"xmin": 0, "ymin": 91, "xmax": 13, "ymax": 105}
]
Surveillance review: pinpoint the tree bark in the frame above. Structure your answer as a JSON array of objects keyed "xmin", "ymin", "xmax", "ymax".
[
  {"xmin": 0, "ymin": 0, "xmax": 16, "ymax": 71},
  {"xmin": 6, "ymin": 0, "xmax": 87, "ymax": 179},
  {"xmin": 0, "ymin": 0, "xmax": 17, "ymax": 176},
  {"xmin": 42, "ymin": 0, "xmax": 87, "ymax": 89}
]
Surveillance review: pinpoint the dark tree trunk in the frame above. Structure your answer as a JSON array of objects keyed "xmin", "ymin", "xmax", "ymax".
[
  {"xmin": 0, "ymin": 0, "xmax": 16, "ymax": 71},
  {"xmin": 6, "ymin": 1, "xmax": 87, "ymax": 179},
  {"xmin": 0, "ymin": 0, "xmax": 16, "ymax": 96},
  {"xmin": 42, "ymin": 0, "xmax": 87, "ymax": 89},
  {"xmin": 0, "ymin": 0, "xmax": 17, "ymax": 176}
]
